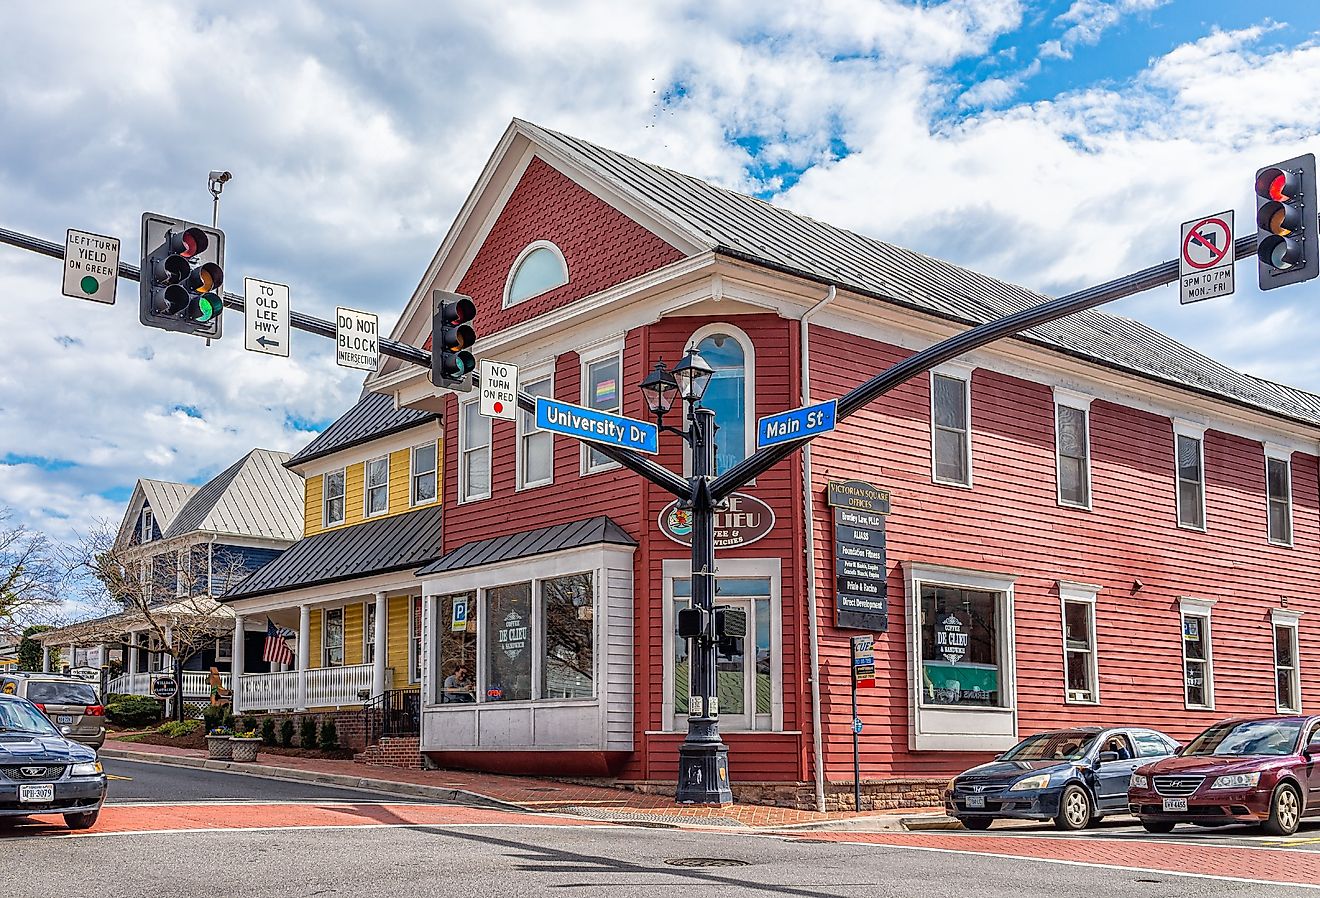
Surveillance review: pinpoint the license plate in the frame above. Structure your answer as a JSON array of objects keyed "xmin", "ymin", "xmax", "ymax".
[
  {"xmin": 19, "ymin": 784, "xmax": 54, "ymax": 803},
  {"xmin": 965, "ymin": 795, "xmax": 985, "ymax": 809},
  {"xmin": 1162, "ymin": 798, "xmax": 1188, "ymax": 812},
  {"xmin": 57, "ymin": 715, "xmax": 73, "ymax": 725}
]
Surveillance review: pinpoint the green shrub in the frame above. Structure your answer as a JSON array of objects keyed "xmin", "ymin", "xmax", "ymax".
[
  {"xmin": 158, "ymin": 719, "xmax": 202, "ymax": 738},
  {"xmin": 105, "ymin": 695, "xmax": 162, "ymax": 728},
  {"xmin": 201, "ymin": 705, "xmax": 226, "ymax": 733},
  {"xmin": 298, "ymin": 717, "xmax": 317, "ymax": 748},
  {"xmin": 241, "ymin": 715, "xmax": 257, "ymax": 733},
  {"xmin": 318, "ymin": 719, "xmax": 339, "ymax": 751},
  {"xmin": 261, "ymin": 718, "xmax": 276, "ymax": 746},
  {"xmin": 279, "ymin": 719, "xmax": 295, "ymax": 747}
]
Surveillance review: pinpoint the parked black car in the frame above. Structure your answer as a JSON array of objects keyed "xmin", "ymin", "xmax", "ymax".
[
  {"xmin": 947, "ymin": 726, "xmax": 1179, "ymax": 830},
  {"xmin": 0, "ymin": 693, "xmax": 106, "ymax": 829}
]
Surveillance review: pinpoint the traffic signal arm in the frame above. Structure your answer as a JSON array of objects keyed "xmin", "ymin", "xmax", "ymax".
[{"xmin": 708, "ymin": 234, "xmax": 1262, "ymax": 503}]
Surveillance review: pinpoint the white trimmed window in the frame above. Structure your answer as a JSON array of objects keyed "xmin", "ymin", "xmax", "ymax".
[
  {"xmin": 1266, "ymin": 448, "xmax": 1293, "ymax": 546},
  {"xmin": 687, "ymin": 324, "xmax": 756, "ymax": 476},
  {"xmin": 1180, "ymin": 598, "xmax": 1214, "ymax": 709},
  {"xmin": 365, "ymin": 602, "xmax": 377, "ymax": 665},
  {"xmin": 410, "ymin": 596, "xmax": 423, "ymax": 684},
  {"xmin": 1053, "ymin": 390, "xmax": 1092, "ymax": 508},
  {"xmin": 931, "ymin": 368, "xmax": 972, "ymax": 486},
  {"xmin": 503, "ymin": 241, "xmax": 568, "ymax": 307},
  {"xmin": 518, "ymin": 374, "xmax": 554, "ymax": 489},
  {"xmin": 459, "ymin": 399, "xmax": 491, "ymax": 502},
  {"xmin": 411, "ymin": 441, "xmax": 438, "ymax": 506},
  {"xmin": 1274, "ymin": 610, "xmax": 1302, "ymax": 713},
  {"xmin": 323, "ymin": 607, "xmax": 344, "ymax": 668},
  {"xmin": 1059, "ymin": 583, "xmax": 1099, "ymax": 704},
  {"xmin": 365, "ymin": 456, "xmax": 389, "ymax": 517},
  {"xmin": 1173, "ymin": 422, "xmax": 1206, "ymax": 530},
  {"xmin": 582, "ymin": 346, "xmax": 623, "ymax": 474},
  {"xmin": 140, "ymin": 508, "xmax": 154, "ymax": 543},
  {"xmin": 323, "ymin": 469, "xmax": 345, "ymax": 527},
  {"xmin": 905, "ymin": 562, "xmax": 1018, "ymax": 751}
]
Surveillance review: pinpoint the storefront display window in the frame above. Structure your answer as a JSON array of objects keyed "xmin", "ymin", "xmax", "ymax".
[
  {"xmin": 541, "ymin": 573, "xmax": 594, "ymax": 699},
  {"xmin": 671, "ymin": 576, "xmax": 772, "ymax": 730},
  {"xmin": 436, "ymin": 591, "xmax": 476, "ymax": 703},
  {"xmin": 920, "ymin": 585, "xmax": 1001, "ymax": 707},
  {"xmin": 484, "ymin": 582, "xmax": 533, "ymax": 702}
]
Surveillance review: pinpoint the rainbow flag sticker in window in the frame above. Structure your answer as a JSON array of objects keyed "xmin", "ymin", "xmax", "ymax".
[{"xmin": 595, "ymin": 377, "xmax": 617, "ymax": 406}]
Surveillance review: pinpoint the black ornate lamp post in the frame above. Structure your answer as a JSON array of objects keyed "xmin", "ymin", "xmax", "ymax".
[{"xmin": 639, "ymin": 350, "xmax": 732, "ymax": 804}]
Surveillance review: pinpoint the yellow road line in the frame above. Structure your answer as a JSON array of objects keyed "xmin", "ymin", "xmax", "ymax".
[{"xmin": 105, "ymin": 774, "xmax": 133, "ymax": 781}]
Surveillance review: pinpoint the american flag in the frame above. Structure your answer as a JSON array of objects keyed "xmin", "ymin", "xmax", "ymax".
[{"xmin": 262, "ymin": 618, "xmax": 295, "ymax": 665}]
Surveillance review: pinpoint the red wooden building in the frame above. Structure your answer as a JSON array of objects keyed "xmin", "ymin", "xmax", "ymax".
[{"xmin": 367, "ymin": 120, "xmax": 1317, "ymax": 809}]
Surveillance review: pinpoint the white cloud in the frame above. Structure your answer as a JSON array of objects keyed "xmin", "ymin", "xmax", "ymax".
[{"xmin": 1041, "ymin": 0, "xmax": 1171, "ymax": 59}]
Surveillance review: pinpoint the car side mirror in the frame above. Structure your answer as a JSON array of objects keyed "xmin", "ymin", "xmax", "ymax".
[{"xmin": 1097, "ymin": 751, "xmax": 1119, "ymax": 764}]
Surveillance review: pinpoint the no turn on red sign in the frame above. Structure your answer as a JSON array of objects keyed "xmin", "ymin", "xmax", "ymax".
[
  {"xmin": 1179, "ymin": 211, "xmax": 1234, "ymax": 305},
  {"xmin": 479, "ymin": 359, "xmax": 518, "ymax": 420}
]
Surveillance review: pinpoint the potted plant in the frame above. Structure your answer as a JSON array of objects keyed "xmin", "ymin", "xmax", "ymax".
[
  {"xmin": 229, "ymin": 730, "xmax": 261, "ymax": 763},
  {"xmin": 206, "ymin": 726, "xmax": 234, "ymax": 760}
]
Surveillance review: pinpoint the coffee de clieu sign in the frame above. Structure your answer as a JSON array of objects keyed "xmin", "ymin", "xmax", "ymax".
[
  {"xmin": 828, "ymin": 479, "xmax": 890, "ymax": 632},
  {"xmin": 658, "ymin": 492, "xmax": 775, "ymax": 548}
]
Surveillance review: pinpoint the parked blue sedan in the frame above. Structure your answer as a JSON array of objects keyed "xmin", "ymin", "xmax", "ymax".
[
  {"xmin": 0, "ymin": 693, "xmax": 107, "ymax": 830},
  {"xmin": 946, "ymin": 726, "xmax": 1178, "ymax": 831}
]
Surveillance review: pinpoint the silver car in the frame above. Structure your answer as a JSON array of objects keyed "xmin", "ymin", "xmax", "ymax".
[{"xmin": 0, "ymin": 674, "xmax": 106, "ymax": 748}]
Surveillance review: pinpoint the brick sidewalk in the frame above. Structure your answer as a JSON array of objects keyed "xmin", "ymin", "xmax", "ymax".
[{"xmin": 100, "ymin": 738, "xmax": 935, "ymax": 828}]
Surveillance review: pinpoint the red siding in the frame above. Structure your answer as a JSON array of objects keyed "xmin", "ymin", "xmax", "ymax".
[
  {"xmin": 424, "ymin": 156, "xmax": 683, "ymax": 351},
  {"xmin": 807, "ymin": 324, "xmax": 1320, "ymax": 780}
]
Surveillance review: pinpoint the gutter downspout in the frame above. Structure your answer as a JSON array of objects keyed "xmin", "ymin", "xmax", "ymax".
[{"xmin": 801, "ymin": 285, "xmax": 835, "ymax": 813}]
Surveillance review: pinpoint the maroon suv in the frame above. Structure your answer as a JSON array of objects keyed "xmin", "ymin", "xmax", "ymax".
[{"xmin": 1129, "ymin": 715, "xmax": 1320, "ymax": 836}]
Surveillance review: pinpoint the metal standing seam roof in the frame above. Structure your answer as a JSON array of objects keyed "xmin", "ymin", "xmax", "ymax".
[
  {"xmin": 114, "ymin": 479, "xmax": 198, "ymax": 548},
  {"xmin": 286, "ymin": 391, "xmax": 438, "ymax": 468},
  {"xmin": 415, "ymin": 515, "xmax": 636, "ymax": 577},
  {"xmin": 163, "ymin": 449, "xmax": 304, "ymax": 542},
  {"xmin": 520, "ymin": 120, "xmax": 1320, "ymax": 429},
  {"xmin": 222, "ymin": 504, "xmax": 444, "ymax": 601}
]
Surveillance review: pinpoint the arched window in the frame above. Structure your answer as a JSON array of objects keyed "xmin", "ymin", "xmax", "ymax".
[
  {"xmin": 689, "ymin": 325, "xmax": 754, "ymax": 476},
  {"xmin": 504, "ymin": 241, "xmax": 568, "ymax": 307}
]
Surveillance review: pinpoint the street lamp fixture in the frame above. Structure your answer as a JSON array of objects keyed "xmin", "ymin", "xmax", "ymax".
[
  {"xmin": 639, "ymin": 360, "xmax": 679, "ymax": 418},
  {"xmin": 670, "ymin": 348, "xmax": 715, "ymax": 403}
]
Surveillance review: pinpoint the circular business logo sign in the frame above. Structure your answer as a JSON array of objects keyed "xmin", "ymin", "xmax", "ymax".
[
  {"xmin": 151, "ymin": 675, "xmax": 178, "ymax": 699},
  {"xmin": 658, "ymin": 492, "xmax": 776, "ymax": 548}
]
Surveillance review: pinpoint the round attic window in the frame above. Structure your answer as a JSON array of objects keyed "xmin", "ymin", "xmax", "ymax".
[{"xmin": 504, "ymin": 241, "xmax": 569, "ymax": 307}]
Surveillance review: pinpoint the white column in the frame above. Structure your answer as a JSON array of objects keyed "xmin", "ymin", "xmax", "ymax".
[
  {"xmin": 297, "ymin": 604, "xmax": 310, "ymax": 710},
  {"xmin": 41, "ymin": 645, "xmax": 50, "ymax": 672},
  {"xmin": 128, "ymin": 635, "xmax": 140, "ymax": 675},
  {"xmin": 372, "ymin": 592, "xmax": 388, "ymax": 698},
  {"xmin": 231, "ymin": 614, "xmax": 245, "ymax": 714}
]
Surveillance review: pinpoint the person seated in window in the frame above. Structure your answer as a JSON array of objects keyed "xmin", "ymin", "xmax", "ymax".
[
  {"xmin": 1102, "ymin": 737, "xmax": 1131, "ymax": 760},
  {"xmin": 442, "ymin": 665, "xmax": 474, "ymax": 703}
]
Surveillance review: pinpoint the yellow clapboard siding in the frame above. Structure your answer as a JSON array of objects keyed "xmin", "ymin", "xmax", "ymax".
[
  {"xmin": 304, "ymin": 475, "xmax": 324, "ymax": 537},
  {"xmin": 389, "ymin": 448, "xmax": 410, "ymax": 510},
  {"xmin": 343, "ymin": 462, "xmax": 366, "ymax": 527},
  {"xmin": 345, "ymin": 602, "xmax": 364, "ymax": 666},
  {"xmin": 387, "ymin": 595, "xmax": 412, "ymax": 685},
  {"xmin": 307, "ymin": 609, "xmax": 323, "ymax": 669}
]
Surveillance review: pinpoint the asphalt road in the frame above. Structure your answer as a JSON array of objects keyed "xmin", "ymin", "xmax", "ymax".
[
  {"xmin": 965, "ymin": 813, "xmax": 1320, "ymax": 852},
  {"xmin": 3, "ymin": 820, "xmax": 1311, "ymax": 898},
  {"xmin": 101, "ymin": 758, "xmax": 437, "ymax": 804}
]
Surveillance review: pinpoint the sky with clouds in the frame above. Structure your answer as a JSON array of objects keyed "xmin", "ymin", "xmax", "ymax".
[{"xmin": 2, "ymin": 0, "xmax": 1320, "ymax": 561}]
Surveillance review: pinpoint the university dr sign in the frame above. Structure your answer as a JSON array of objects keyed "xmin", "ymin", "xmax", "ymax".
[{"xmin": 659, "ymin": 492, "xmax": 775, "ymax": 548}]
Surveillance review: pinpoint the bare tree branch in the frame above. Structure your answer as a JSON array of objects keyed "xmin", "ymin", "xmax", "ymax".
[{"xmin": 0, "ymin": 507, "xmax": 63, "ymax": 629}]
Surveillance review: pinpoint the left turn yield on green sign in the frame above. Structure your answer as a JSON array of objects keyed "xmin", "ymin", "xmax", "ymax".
[{"xmin": 62, "ymin": 228, "xmax": 120, "ymax": 304}]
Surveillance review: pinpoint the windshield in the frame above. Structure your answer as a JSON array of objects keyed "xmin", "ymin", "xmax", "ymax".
[
  {"xmin": 1001, "ymin": 731, "xmax": 1097, "ymax": 762},
  {"xmin": 0, "ymin": 699, "xmax": 59, "ymax": 735},
  {"xmin": 1184, "ymin": 719, "xmax": 1303, "ymax": 757},
  {"xmin": 26, "ymin": 680, "xmax": 98, "ymax": 706}
]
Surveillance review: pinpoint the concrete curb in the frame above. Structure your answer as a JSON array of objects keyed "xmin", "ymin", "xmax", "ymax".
[
  {"xmin": 769, "ymin": 812, "xmax": 958, "ymax": 833},
  {"xmin": 98, "ymin": 747, "xmax": 525, "ymax": 814}
]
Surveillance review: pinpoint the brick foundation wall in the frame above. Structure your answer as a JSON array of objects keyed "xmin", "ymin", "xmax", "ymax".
[
  {"xmin": 626, "ymin": 778, "xmax": 947, "ymax": 811},
  {"xmin": 354, "ymin": 736, "xmax": 423, "ymax": 770}
]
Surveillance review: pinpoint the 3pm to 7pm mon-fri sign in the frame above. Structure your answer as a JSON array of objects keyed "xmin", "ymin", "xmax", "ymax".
[{"xmin": 535, "ymin": 398, "xmax": 659, "ymax": 454}]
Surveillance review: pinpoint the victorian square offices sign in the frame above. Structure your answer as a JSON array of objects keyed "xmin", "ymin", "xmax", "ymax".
[{"xmin": 828, "ymin": 479, "xmax": 890, "ymax": 632}]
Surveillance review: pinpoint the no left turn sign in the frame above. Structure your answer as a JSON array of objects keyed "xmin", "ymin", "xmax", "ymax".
[{"xmin": 1179, "ymin": 211, "xmax": 1234, "ymax": 305}]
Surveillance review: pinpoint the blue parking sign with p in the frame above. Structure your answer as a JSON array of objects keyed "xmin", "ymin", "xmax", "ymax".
[{"xmin": 452, "ymin": 599, "xmax": 468, "ymax": 632}]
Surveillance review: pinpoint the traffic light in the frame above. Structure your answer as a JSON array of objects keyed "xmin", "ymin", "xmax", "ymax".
[
  {"xmin": 431, "ymin": 289, "xmax": 477, "ymax": 391},
  {"xmin": 1255, "ymin": 153, "xmax": 1317, "ymax": 291},
  {"xmin": 139, "ymin": 213, "xmax": 225, "ymax": 337}
]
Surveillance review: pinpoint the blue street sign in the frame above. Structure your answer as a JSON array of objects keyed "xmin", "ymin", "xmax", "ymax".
[
  {"xmin": 852, "ymin": 717, "xmax": 863, "ymax": 735},
  {"xmin": 536, "ymin": 397, "xmax": 659, "ymax": 454},
  {"xmin": 756, "ymin": 399, "xmax": 837, "ymax": 449}
]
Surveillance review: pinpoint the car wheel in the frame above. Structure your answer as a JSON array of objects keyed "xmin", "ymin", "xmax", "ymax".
[
  {"xmin": 1054, "ymin": 785, "xmax": 1093, "ymax": 831},
  {"xmin": 960, "ymin": 817, "xmax": 993, "ymax": 831},
  {"xmin": 1263, "ymin": 783, "xmax": 1302, "ymax": 837},
  {"xmin": 63, "ymin": 810, "xmax": 98, "ymax": 831},
  {"xmin": 1140, "ymin": 820, "xmax": 1176, "ymax": 834}
]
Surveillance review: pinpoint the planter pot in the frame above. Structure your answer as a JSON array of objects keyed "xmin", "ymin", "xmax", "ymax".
[
  {"xmin": 206, "ymin": 735, "xmax": 233, "ymax": 761},
  {"xmin": 229, "ymin": 737, "xmax": 261, "ymax": 763}
]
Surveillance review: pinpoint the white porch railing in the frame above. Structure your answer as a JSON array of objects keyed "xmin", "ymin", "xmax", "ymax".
[
  {"xmin": 108, "ymin": 669, "xmax": 228, "ymax": 701},
  {"xmin": 237, "ymin": 663, "xmax": 389, "ymax": 712}
]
